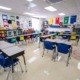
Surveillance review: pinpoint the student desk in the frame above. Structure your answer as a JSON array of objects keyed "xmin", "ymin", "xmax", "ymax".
[
  {"xmin": 1, "ymin": 46, "xmax": 27, "ymax": 73},
  {"xmin": 39, "ymin": 34, "xmax": 55, "ymax": 47},
  {"xmin": 45, "ymin": 39, "xmax": 73, "ymax": 46},
  {"xmin": 59, "ymin": 34, "xmax": 80, "ymax": 45},
  {"xmin": 6, "ymin": 33, "xmax": 39, "ymax": 43},
  {"xmin": 45, "ymin": 39, "xmax": 72, "ymax": 60}
]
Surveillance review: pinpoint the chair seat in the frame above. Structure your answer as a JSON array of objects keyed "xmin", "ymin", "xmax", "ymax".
[
  {"xmin": 27, "ymin": 35, "xmax": 31, "ymax": 39},
  {"xmin": 20, "ymin": 36, "xmax": 24, "ymax": 41},
  {"xmin": 4, "ymin": 58, "xmax": 19, "ymax": 68},
  {"xmin": 0, "ymin": 55, "xmax": 19, "ymax": 68},
  {"xmin": 71, "ymin": 36, "xmax": 76, "ymax": 40}
]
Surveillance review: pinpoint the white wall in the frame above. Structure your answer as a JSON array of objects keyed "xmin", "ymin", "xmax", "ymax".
[{"xmin": 0, "ymin": 12, "xmax": 43, "ymax": 31}]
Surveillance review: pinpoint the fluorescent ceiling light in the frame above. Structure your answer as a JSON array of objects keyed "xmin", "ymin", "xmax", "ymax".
[
  {"xmin": 58, "ymin": 13, "xmax": 65, "ymax": 16},
  {"xmin": 0, "ymin": 6, "xmax": 11, "ymax": 10},
  {"xmin": 24, "ymin": 12, "xmax": 34, "ymax": 16},
  {"xmin": 44, "ymin": 6, "xmax": 57, "ymax": 12},
  {"xmin": 29, "ymin": 3, "xmax": 37, "ymax": 8},
  {"xmin": 27, "ymin": 0, "xmax": 33, "ymax": 2}
]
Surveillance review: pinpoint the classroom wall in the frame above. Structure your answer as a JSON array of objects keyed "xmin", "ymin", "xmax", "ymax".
[{"xmin": 0, "ymin": 12, "xmax": 43, "ymax": 31}]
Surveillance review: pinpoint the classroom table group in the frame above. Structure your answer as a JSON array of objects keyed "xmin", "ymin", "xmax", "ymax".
[{"xmin": 0, "ymin": 41, "xmax": 27, "ymax": 75}]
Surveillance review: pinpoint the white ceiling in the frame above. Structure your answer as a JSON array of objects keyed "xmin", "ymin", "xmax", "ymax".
[{"xmin": 0, "ymin": 0, "xmax": 80, "ymax": 18}]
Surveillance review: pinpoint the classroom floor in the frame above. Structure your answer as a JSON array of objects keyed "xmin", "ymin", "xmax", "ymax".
[{"xmin": 0, "ymin": 39, "xmax": 80, "ymax": 80}]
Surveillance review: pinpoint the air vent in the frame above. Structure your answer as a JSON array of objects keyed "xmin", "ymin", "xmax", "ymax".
[{"xmin": 45, "ymin": 0, "xmax": 63, "ymax": 4}]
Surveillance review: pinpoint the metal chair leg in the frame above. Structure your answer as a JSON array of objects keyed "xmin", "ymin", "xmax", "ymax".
[
  {"xmin": 66, "ymin": 51, "xmax": 71, "ymax": 66},
  {"xmin": 7, "ymin": 68, "xmax": 11, "ymax": 80},
  {"xmin": 39, "ymin": 41, "xmax": 40, "ymax": 48},
  {"xmin": 51, "ymin": 48, "xmax": 56, "ymax": 61},
  {"xmin": 66, "ymin": 56, "xmax": 69, "ymax": 66},
  {"xmin": 18, "ymin": 61, "xmax": 23, "ymax": 72},
  {"xmin": 42, "ymin": 48, "xmax": 45, "ymax": 57}
]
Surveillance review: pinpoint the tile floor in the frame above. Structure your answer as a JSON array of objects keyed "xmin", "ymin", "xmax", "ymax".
[{"xmin": 0, "ymin": 40, "xmax": 80, "ymax": 80}]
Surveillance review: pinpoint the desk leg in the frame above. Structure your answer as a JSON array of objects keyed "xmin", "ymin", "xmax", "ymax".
[
  {"xmin": 11, "ymin": 59, "xmax": 14, "ymax": 80},
  {"xmin": 22, "ymin": 55, "xmax": 27, "ymax": 72},
  {"xmin": 68, "ymin": 36, "xmax": 70, "ymax": 41},
  {"xmin": 39, "ymin": 38, "xmax": 40, "ymax": 48},
  {"xmin": 76, "ymin": 37, "xmax": 79, "ymax": 46}
]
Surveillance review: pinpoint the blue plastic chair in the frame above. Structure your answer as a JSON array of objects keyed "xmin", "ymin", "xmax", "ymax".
[
  {"xmin": 62, "ymin": 35, "xmax": 68, "ymax": 40},
  {"xmin": 42, "ymin": 41, "xmax": 56, "ymax": 61},
  {"xmin": 56, "ymin": 43, "xmax": 72, "ymax": 66},
  {"xmin": 49, "ymin": 32, "xmax": 54, "ymax": 34},
  {"xmin": 0, "ymin": 54, "xmax": 23, "ymax": 80},
  {"xmin": 32, "ymin": 34, "xmax": 36, "ymax": 38}
]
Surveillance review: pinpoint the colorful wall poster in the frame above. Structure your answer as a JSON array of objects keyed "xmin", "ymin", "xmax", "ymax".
[
  {"xmin": 49, "ymin": 18, "xmax": 53, "ymax": 25},
  {"xmin": 3, "ymin": 20, "xmax": 9, "ymax": 27},
  {"xmin": 64, "ymin": 16, "xmax": 69, "ymax": 24},
  {"xmin": 70, "ymin": 15, "xmax": 77, "ymax": 24},
  {"xmin": 55, "ymin": 17, "xmax": 60, "ymax": 24},
  {"xmin": 2, "ymin": 14, "xmax": 9, "ymax": 27},
  {"xmin": 12, "ymin": 21, "xmax": 17, "ymax": 28},
  {"xmin": 10, "ymin": 16, "xmax": 15, "ymax": 21},
  {"xmin": 77, "ymin": 17, "xmax": 80, "ymax": 24},
  {"xmin": 16, "ymin": 21, "xmax": 20, "ymax": 27},
  {"xmin": 2, "ymin": 14, "xmax": 8, "ymax": 20}
]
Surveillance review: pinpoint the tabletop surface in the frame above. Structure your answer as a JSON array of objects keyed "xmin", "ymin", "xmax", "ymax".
[
  {"xmin": 45, "ymin": 39, "xmax": 73, "ymax": 45},
  {"xmin": 0, "ymin": 41, "xmax": 8, "ymax": 44},
  {"xmin": 40, "ymin": 34, "xmax": 55, "ymax": 38},
  {"xmin": 0, "ymin": 42, "xmax": 15, "ymax": 49},
  {"xmin": 2, "ymin": 46, "xmax": 24, "ymax": 57},
  {"xmin": 61, "ymin": 34, "xmax": 80, "ymax": 37},
  {"xmin": 6, "ymin": 36, "xmax": 17, "ymax": 39},
  {"xmin": 6, "ymin": 32, "xmax": 38, "ymax": 39}
]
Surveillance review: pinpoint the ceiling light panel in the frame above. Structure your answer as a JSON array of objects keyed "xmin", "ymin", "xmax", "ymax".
[
  {"xmin": 58, "ymin": 13, "xmax": 65, "ymax": 16},
  {"xmin": 44, "ymin": 6, "xmax": 57, "ymax": 12},
  {"xmin": 24, "ymin": 12, "xmax": 34, "ymax": 16},
  {"xmin": 0, "ymin": 6, "xmax": 12, "ymax": 10},
  {"xmin": 27, "ymin": 0, "xmax": 33, "ymax": 2}
]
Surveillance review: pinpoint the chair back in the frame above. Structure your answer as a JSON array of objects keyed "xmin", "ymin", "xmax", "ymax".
[
  {"xmin": 41, "ymin": 33, "xmax": 44, "ymax": 36},
  {"xmin": 32, "ymin": 34, "xmax": 36, "ymax": 38},
  {"xmin": 59, "ymin": 32, "xmax": 63, "ymax": 35},
  {"xmin": 71, "ymin": 36, "xmax": 76, "ymax": 40},
  {"xmin": 0, "ymin": 55, "xmax": 5, "ymax": 66},
  {"xmin": 57, "ymin": 43, "xmax": 69, "ymax": 54},
  {"xmin": 50, "ymin": 36, "xmax": 54, "ymax": 39},
  {"xmin": 71, "ymin": 32, "xmax": 76, "ymax": 35},
  {"xmin": 20, "ymin": 36, "xmax": 24, "ymax": 41},
  {"xmin": 10, "ymin": 38, "xmax": 17, "ymax": 43},
  {"xmin": 27, "ymin": 35, "xmax": 31, "ymax": 39},
  {"xmin": 50, "ymin": 32, "xmax": 54, "ymax": 34},
  {"xmin": 62, "ymin": 35, "xmax": 68, "ymax": 39},
  {"xmin": 44, "ymin": 41, "xmax": 54, "ymax": 50}
]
